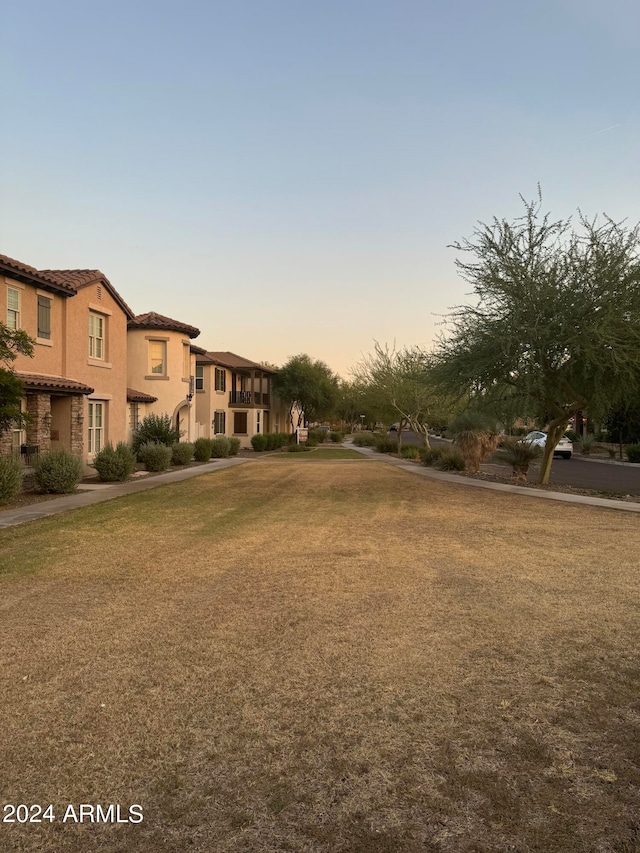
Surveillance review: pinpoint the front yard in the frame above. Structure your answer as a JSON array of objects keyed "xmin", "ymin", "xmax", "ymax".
[{"xmin": 1, "ymin": 461, "xmax": 639, "ymax": 852}]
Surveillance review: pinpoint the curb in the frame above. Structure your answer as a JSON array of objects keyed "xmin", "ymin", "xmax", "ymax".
[{"xmin": 344, "ymin": 443, "xmax": 640, "ymax": 514}]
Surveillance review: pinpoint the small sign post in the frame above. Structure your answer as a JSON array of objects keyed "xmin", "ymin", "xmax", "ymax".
[{"xmin": 296, "ymin": 428, "xmax": 308, "ymax": 444}]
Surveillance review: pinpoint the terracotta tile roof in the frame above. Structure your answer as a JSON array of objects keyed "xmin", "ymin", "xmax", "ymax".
[
  {"xmin": 127, "ymin": 388, "xmax": 158, "ymax": 403},
  {"xmin": 129, "ymin": 311, "xmax": 200, "ymax": 338},
  {"xmin": 190, "ymin": 343, "xmax": 207, "ymax": 356},
  {"xmin": 16, "ymin": 372, "xmax": 94, "ymax": 395},
  {"xmin": 203, "ymin": 351, "xmax": 277, "ymax": 373},
  {"xmin": 0, "ymin": 253, "xmax": 76, "ymax": 295},
  {"xmin": 40, "ymin": 268, "xmax": 135, "ymax": 319}
]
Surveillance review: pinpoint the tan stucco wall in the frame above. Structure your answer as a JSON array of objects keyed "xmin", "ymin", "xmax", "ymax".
[
  {"xmin": 127, "ymin": 329, "xmax": 198, "ymax": 442},
  {"xmin": 2, "ymin": 275, "xmax": 66, "ymax": 377},
  {"xmin": 65, "ymin": 282, "xmax": 129, "ymax": 458}
]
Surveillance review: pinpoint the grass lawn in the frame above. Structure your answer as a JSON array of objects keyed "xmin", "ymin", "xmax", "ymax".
[
  {"xmin": 266, "ymin": 446, "xmax": 365, "ymax": 460},
  {"xmin": 1, "ymin": 461, "xmax": 639, "ymax": 852}
]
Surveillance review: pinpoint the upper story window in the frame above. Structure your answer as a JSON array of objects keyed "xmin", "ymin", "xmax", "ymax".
[
  {"xmin": 149, "ymin": 340, "xmax": 167, "ymax": 375},
  {"xmin": 88, "ymin": 312, "xmax": 104, "ymax": 359},
  {"xmin": 183, "ymin": 344, "xmax": 191, "ymax": 380},
  {"xmin": 215, "ymin": 367, "xmax": 226, "ymax": 392},
  {"xmin": 7, "ymin": 286, "xmax": 20, "ymax": 330},
  {"xmin": 195, "ymin": 364, "xmax": 204, "ymax": 391},
  {"xmin": 38, "ymin": 295, "xmax": 51, "ymax": 340}
]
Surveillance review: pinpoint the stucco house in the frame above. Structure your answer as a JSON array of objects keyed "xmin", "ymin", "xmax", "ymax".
[
  {"xmin": 127, "ymin": 312, "xmax": 203, "ymax": 443},
  {"xmin": 1, "ymin": 253, "xmax": 133, "ymax": 469},
  {"xmin": 194, "ymin": 351, "xmax": 295, "ymax": 446}
]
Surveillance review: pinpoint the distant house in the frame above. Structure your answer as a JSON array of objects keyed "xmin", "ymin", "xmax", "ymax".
[
  {"xmin": 195, "ymin": 351, "xmax": 293, "ymax": 446},
  {"xmin": 127, "ymin": 312, "xmax": 202, "ymax": 443},
  {"xmin": 1, "ymin": 253, "xmax": 133, "ymax": 468}
]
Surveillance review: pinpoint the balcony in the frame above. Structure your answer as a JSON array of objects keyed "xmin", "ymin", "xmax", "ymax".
[{"xmin": 229, "ymin": 391, "xmax": 271, "ymax": 407}]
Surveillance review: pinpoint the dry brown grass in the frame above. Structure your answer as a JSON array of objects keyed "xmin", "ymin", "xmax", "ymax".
[{"xmin": 1, "ymin": 461, "xmax": 639, "ymax": 852}]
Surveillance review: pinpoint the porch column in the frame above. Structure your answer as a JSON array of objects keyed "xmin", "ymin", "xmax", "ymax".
[
  {"xmin": 26, "ymin": 393, "xmax": 52, "ymax": 454},
  {"xmin": 70, "ymin": 396, "xmax": 85, "ymax": 457}
]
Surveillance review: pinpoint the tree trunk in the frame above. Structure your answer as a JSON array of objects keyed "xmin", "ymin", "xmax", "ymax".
[{"xmin": 538, "ymin": 420, "xmax": 568, "ymax": 485}]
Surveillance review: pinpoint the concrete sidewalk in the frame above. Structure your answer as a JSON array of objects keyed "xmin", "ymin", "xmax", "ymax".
[
  {"xmin": 2, "ymin": 444, "xmax": 638, "ymax": 529},
  {"xmin": 346, "ymin": 443, "xmax": 640, "ymax": 514},
  {"xmin": 0, "ymin": 457, "xmax": 250, "ymax": 528}
]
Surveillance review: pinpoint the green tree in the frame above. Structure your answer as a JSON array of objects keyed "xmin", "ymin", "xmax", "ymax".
[
  {"xmin": 433, "ymin": 193, "xmax": 640, "ymax": 484},
  {"xmin": 272, "ymin": 354, "xmax": 340, "ymax": 430},
  {"xmin": 0, "ymin": 322, "xmax": 35, "ymax": 436},
  {"xmin": 352, "ymin": 342, "xmax": 446, "ymax": 452}
]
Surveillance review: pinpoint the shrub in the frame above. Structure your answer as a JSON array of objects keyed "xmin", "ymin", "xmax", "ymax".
[
  {"xmin": 308, "ymin": 428, "xmax": 328, "ymax": 444},
  {"xmin": 434, "ymin": 448, "xmax": 466, "ymax": 471},
  {"xmin": 251, "ymin": 434, "xmax": 268, "ymax": 452},
  {"xmin": 400, "ymin": 445, "xmax": 420, "ymax": 460},
  {"xmin": 171, "ymin": 442, "xmax": 195, "ymax": 465},
  {"xmin": 132, "ymin": 413, "xmax": 181, "ymax": 455},
  {"xmin": 34, "ymin": 449, "xmax": 82, "ymax": 493},
  {"xmin": 92, "ymin": 442, "xmax": 137, "ymax": 482},
  {"xmin": 330, "ymin": 431, "xmax": 342, "ymax": 443},
  {"xmin": 565, "ymin": 429, "xmax": 578, "ymax": 442},
  {"xmin": 420, "ymin": 446, "xmax": 444, "ymax": 466},
  {"xmin": 575, "ymin": 433, "xmax": 605, "ymax": 456},
  {"xmin": 306, "ymin": 439, "xmax": 318, "ymax": 448},
  {"xmin": 287, "ymin": 443, "xmax": 312, "ymax": 452},
  {"xmin": 374, "ymin": 435, "xmax": 398, "ymax": 454},
  {"xmin": 211, "ymin": 437, "xmax": 231, "ymax": 458},
  {"xmin": 229, "ymin": 437, "xmax": 241, "ymax": 456},
  {"xmin": 493, "ymin": 437, "xmax": 542, "ymax": 481},
  {"xmin": 138, "ymin": 442, "xmax": 172, "ymax": 472},
  {"xmin": 0, "ymin": 455, "xmax": 24, "ymax": 504},
  {"xmin": 194, "ymin": 438, "xmax": 213, "ymax": 462},
  {"xmin": 626, "ymin": 443, "xmax": 640, "ymax": 463},
  {"xmin": 448, "ymin": 410, "xmax": 500, "ymax": 473},
  {"xmin": 352, "ymin": 433, "xmax": 377, "ymax": 447}
]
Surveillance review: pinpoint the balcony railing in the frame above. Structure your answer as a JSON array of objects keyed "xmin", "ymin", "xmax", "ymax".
[{"xmin": 229, "ymin": 391, "xmax": 271, "ymax": 406}]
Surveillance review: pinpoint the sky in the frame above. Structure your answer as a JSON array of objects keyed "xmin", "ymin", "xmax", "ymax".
[{"xmin": 2, "ymin": 0, "xmax": 639, "ymax": 377}]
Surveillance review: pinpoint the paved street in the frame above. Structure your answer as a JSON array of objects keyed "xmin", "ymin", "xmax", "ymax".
[{"xmin": 398, "ymin": 432, "xmax": 640, "ymax": 496}]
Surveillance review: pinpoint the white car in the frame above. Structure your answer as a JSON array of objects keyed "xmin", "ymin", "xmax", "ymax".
[{"xmin": 523, "ymin": 430, "xmax": 573, "ymax": 459}]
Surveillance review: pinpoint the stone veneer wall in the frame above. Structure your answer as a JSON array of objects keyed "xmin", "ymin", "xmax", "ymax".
[
  {"xmin": 0, "ymin": 428, "xmax": 14, "ymax": 456},
  {"xmin": 26, "ymin": 393, "xmax": 52, "ymax": 455},
  {"xmin": 70, "ymin": 396, "xmax": 84, "ymax": 457}
]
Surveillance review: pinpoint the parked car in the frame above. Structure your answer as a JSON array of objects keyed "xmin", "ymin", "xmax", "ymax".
[{"xmin": 522, "ymin": 430, "xmax": 573, "ymax": 459}]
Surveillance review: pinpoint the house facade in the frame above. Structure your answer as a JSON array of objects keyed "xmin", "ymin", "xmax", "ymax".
[
  {"xmin": 1, "ymin": 254, "xmax": 132, "ymax": 469},
  {"xmin": 127, "ymin": 312, "xmax": 202, "ymax": 443},
  {"xmin": 195, "ymin": 351, "xmax": 293, "ymax": 446}
]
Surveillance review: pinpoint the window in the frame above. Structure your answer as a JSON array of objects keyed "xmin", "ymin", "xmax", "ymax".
[
  {"xmin": 213, "ymin": 411, "xmax": 226, "ymax": 435},
  {"xmin": 149, "ymin": 340, "xmax": 166, "ymax": 375},
  {"xmin": 256, "ymin": 410, "xmax": 261, "ymax": 434},
  {"xmin": 195, "ymin": 364, "xmax": 204, "ymax": 391},
  {"xmin": 7, "ymin": 287, "xmax": 20, "ymax": 330},
  {"xmin": 130, "ymin": 402, "xmax": 139, "ymax": 430},
  {"xmin": 88, "ymin": 401, "xmax": 104, "ymax": 453},
  {"xmin": 38, "ymin": 295, "xmax": 51, "ymax": 340},
  {"xmin": 215, "ymin": 368, "xmax": 226, "ymax": 392},
  {"xmin": 89, "ymin": 313, "xmax": 104, "ymax": 359},
  {"xmin": 233, "ymin": 411, "xmax": 248, "ymax": 434},
  {"xmin": 183, "ymin": 344, "xmax": 191, "ymax": 380}
]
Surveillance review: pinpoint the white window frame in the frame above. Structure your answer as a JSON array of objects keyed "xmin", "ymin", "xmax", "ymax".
[
  {"xmin": 213, "ymin": 410, "xmax": 226, "ymax": 435},
  {"xmin": 215, "ymin": 367, "xmax": 226, "ymax": 392},
  {"xmin": 89, "ymin": 312, "xmax": 104, "ymax": 360},
  {"xmin": 7, "ymin": 286, "xmax": 20, "ymax": 330},
  {"xmin": 149, "ymin": 340, "xmax": 167, "ymax": 376},
  {"xmin": 195, "ymin": 364, "xmax": 204, "ymax": 391},
  {"xmin": 256, "ymin": 410, "xmax": 261, "ymax": 434},
  {"xmin": 88, "ymin": 401, "xmax": 105, "ymax": 453}
]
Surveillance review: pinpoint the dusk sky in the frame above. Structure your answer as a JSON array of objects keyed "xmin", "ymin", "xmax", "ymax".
[{"xmin": 2, "ymin": 0, "xmax": 639, "ymax": 376}]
